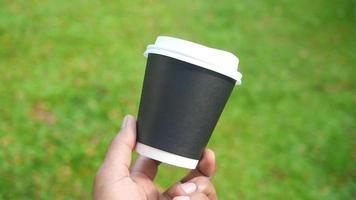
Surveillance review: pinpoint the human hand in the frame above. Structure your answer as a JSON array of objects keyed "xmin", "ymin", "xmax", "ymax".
[{"xmin": 93, "ymin": 115, "xmax": 218, "ymax": 200}]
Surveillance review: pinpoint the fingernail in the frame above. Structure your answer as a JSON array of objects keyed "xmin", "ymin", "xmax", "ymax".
[
  {"xmin": 180, "ymin": 182, "xmax": 197, "ymax": 194},
  {"xmin": 173, "ymin": 196, "xmax": 190, "ymax": 200},
  {"xmin": 121, "ymin": 116, "xmax": 129, "ymax": 129}
]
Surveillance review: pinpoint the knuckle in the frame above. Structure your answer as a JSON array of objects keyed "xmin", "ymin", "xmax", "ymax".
[{"xmin": 192, "ymin": 176, "xmax": 210, "ymax": 183}]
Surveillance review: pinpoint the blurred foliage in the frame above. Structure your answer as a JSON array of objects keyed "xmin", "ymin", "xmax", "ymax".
[{"xmin": 0, "ymin": 0, "xmax": 355, "ymax": 199}]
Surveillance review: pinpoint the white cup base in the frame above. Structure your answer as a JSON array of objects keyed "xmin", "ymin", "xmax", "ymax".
[{"xmin": 135, "ymin": 142, "xmax": 199, "ymax": 169}]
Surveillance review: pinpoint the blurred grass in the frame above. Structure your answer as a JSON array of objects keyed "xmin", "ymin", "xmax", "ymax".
[{"xmin": 0, "ymin": 0, "xmax": 355, "ymax": 199}]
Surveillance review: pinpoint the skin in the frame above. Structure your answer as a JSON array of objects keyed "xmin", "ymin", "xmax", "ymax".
[{"xmin": 93, "ymin": 115, "xmax": 218, "ymax": 200}]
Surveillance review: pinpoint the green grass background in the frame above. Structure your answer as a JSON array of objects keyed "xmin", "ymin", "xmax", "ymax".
[{"xmin": 0, "ymin": 0, "xmax": 355, "ymax": 199}]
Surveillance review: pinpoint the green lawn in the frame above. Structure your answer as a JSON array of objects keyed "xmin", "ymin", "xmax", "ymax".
[{"xmin": 0, "ymin": 0, "xmax": 355, "ymax": 199}]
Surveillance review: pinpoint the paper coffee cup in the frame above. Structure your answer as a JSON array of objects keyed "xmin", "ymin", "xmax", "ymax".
[{"xmin": 136, "ymin": 36, "xmax": 242, "ymax": 169}]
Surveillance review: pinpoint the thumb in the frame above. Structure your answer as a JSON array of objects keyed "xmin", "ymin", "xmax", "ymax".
[{"xmin": 99, "ymin": 115, "xmax": 137, "ymax": 179}]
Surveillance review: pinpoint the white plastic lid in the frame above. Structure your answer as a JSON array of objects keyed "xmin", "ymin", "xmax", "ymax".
[{"xmin": 144, "ymin": 36, "xmax": 242, "ymax": 85}]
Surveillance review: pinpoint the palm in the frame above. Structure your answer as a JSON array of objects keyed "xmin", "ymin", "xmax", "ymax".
[
  {"xmin": 94, "ymin": 116, "xmax": 216, "ymax": 200},
  {"xmin": 97, "ymin": 174, "xmax": 159, "ymax": 200},
  {"xmin": 136, "ymin": 153, "xmax": 216, "ymax": 199},
  {"xmin": 95, "ymin": 151, "xmax": 215, "ymax": 200}
]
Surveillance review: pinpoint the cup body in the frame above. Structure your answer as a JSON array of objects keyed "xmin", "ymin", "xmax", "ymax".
[{"xmin": 136, "ymin": 53, "xmax": 236, "ymax": 168}]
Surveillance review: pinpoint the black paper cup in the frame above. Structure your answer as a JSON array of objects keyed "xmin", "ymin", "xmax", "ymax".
[{"xmin": 136, "ymin": 36, "xmax": 242, "ymax": 169}]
